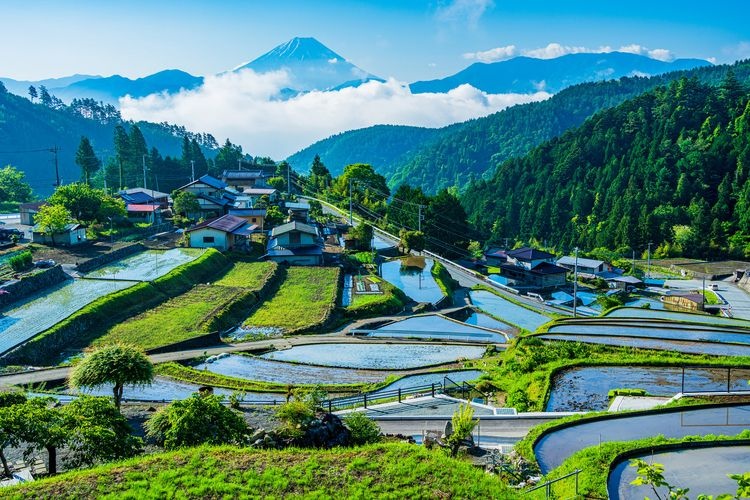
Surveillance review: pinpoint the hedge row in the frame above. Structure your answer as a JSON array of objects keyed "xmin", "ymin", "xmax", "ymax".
[{"xmin": 3, "ymin": 249, "xmax": 230, "ymax": 366}]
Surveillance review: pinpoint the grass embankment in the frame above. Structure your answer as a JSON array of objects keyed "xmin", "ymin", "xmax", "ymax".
[
  {"xmin": 94, "ymin": 261, "xmax": 278, "ymax": 350},
  {"xmin": 346, "ymin": 277, "xmax": 407, "ymax": 318},
  {"xmin": 3, "ymin": 249, "xmax": 231, "ymax": 365},
  {"xmin": 431, "ymin": 261, "xmax": 458, "ymax": 296},
  {"xmin": 703, "ymin": 289, "xmax": 721, "ymax": 305},
  {"xmin": 464, "ymin": 336, "xmax": 750, "ymax": 412},
  {"xmin": 7, "ymin": 443, "xmax": 514, "ymax": 498},
  {"xmin": 243, "ymin": 266, "xmax": 340, "ymax": 333},
  {"xmin": 155, "ymin": 361, "xmax": 369, "ymax": 394}
]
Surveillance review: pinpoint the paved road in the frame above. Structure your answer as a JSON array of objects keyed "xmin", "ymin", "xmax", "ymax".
[
  {"xmin": 0, "ymin": 333, "xmax": 490, "ymax": 387},
  {"xmin": 664, "ymin": 279, "xmax": 750, "ymax": 320}
]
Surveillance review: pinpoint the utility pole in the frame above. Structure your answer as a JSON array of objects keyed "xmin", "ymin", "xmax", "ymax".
[
  {"xmin": 349, "ymin": 177, "xmax": 353, "ymax": 226},
  {"xmin": 632, "ymin": 250, "xmax": 636, "ymax": 276},
  {"xmin": 287, "ymin": 163, "xmax": 291, "ymax": 195},
  {"xmin": 119, "ymin": 158, "xmax": 123, "ymax": 190},
  {"xmin": 190, "ymin": 160, "xmax": 195, "ymax": 182},
  {"xmin": 142, "ymin": 154, "xmax": 147, "ymax": 190},
  {"xmin": 573, "ymin": 246, "xmax": 579, "ymax": 318},
  {"xmin": 418, "ymin": 205, "xmax": 423, "ymax": 232},
  {"xmin": 50, "ymin": 145, "xmax": 60, "ymax": 188},
  {"xmin": 647, "ymin": 242, "xmax": 653, "ymax": 279}
]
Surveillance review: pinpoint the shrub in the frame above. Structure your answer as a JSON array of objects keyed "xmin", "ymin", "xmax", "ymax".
[
  {"xmin": 8, "ymin": 251, "xmax": 32, "ymax": 271},
  {"xmin": 344, "ymin": 412, "xmax": 381, "ymax": 445},
  {"xmin": 446, "ymin": 404, "xmax": 478, "ymax": 457}
]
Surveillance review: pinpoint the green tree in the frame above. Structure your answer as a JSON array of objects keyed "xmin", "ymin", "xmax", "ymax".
[
  {"xmin": 48, "ymin": 183, "xmax": 125, "ymax": 223},
  {"xmin": 69, "ymin": 344, "xmax": 154, "ymax": 411},
  {"xmin": 62, "ymin": 396, "xmax": 142, "ymax": 468},
  {"xmin": 38, "ymin": 85, "xmax": 52, "ymax": 106},
  {"xmin": 399, "ymin": 229, "xmax": 426, "ymax": 253},
  {"xmin": 0, "ymin": 165, "xmax": 33, "ymax": 202},
  {"xmin": 0, "ymin": 392, "xmax": 27, "ymax": 477},
  {"xmin": 213, "ymin": 139, "xmax": 243, "ymax": 175},
  {"xmin": 27, "ymin": 85, "xmax": 37, "ymax": 101},
  {"xmin": 267, "ymin": 176, "xmax": 286, "ymax": 192},
  {"xmin": 265, "ymin": 205, "xmax": 285, "ymax": 226},
  {"xmin": 145, "ymin": 394, "xmax": 248, "ymax": 449},
  {"xmin": 14, "ymin": 398, "xmax": 69, "ymax": 475},
  {"xmin": 35, "ymin": 204, "xmax": 72, "ymax": 247},
  {"xmin": 467, "ymin": 240, "xmax": 483, "ymax": 259},
  {"xmin": 343, "ymin": 412, "xmax": 381, "ymax": 445},
  {"xmin": 75, "ymin": 136, "xmax": 101, "ymax": 185},
  {"xmin": 348, "ymin": 222, "xmax": 373, "ymax": 251},
  {"xmin": 171, "ymin": 190, "xmax": 200, "ymax": 218}
]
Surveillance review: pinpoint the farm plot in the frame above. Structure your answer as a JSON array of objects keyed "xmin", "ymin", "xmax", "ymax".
[
  {"xmin": 84, "ymin": 248, "xmax": 204, "ymax": 281},
  {"xmin": 242, "ymin": 267, "xmax": 340, "ymax": 332},
  {"xmin": 94, "ymin": 261, "xmax": 276, "ymax": 350},
  {"xmin": 0, "ymin": 279, "xmax": 135, "ymax": 354}
]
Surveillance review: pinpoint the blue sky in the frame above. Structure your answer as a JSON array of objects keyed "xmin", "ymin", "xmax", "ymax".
[{"xmin": 2, "ymin": 0, "xmax": 749, "ymax": 81}]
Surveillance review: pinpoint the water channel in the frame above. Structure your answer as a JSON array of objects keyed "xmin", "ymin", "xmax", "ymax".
[
  {"xmin": 534, "ymin": 404, "xmax": 750, "ymax": 473},
  {"xmin": 260, "ymin": 343, "xmax": 486, "ymax": 370}
]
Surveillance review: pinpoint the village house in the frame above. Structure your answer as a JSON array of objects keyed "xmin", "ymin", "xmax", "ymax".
[
  {"xmin": 228, "ymin": 208, "xmax": 267, "ymax": 231},
  {"xmin": 221, "ymin": 170, "xmax": 272, "ymax": 191},
  {"xmin": 232, "ymin": 188, "xmax": 278, "ymax": 208},
  {"xmin": 556, "ymin": 256, "xmax": 609, "ymax": 276},
  {"xmin": 498, "ymin": 247, "xmax": 568, "ymax": 290},
  {"xmin": 265, "ymin": 221, "xmax": 324, "ymax": 266},
  {"xmin": 284, "ymin": 201, "xmax": 311, "ymax": 223},
  {"xmin": 19, "ymin": 202, "xmax": 45, "ymax": 226},
  {"xmin": 117, "ymin": 188, "xmax": 170, "ymax": 208},
  {"xmin": 185, "ymin": 214, "xmax": 256, "ymax": 251},
  {"xmin": 175, "ymin": 174, "xmax": 236, "ymax": 219},
  {"xmin": 484, "ymin": 248, "xmax": 508, "ymax": 267},
  {"xmin": 32, "ymin": 223, "xmax": 87, "ymax": 246}
]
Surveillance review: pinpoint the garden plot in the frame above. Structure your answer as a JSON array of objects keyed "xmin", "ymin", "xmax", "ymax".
[
  {"xmin": 0, "ymin": 279, "xmax": 135, "ymax": 354},
  {"xmin": 261, "ymin": 343, "xmax": 485, "ymax": 370},
  {"xmin": 84, "ymin": 248, "xmax": 204, "ymax": 282}
]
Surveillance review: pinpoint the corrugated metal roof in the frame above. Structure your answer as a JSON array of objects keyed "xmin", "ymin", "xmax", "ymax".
[
  {"xmin": 271, "ymin": 221, "xmax": 318, "ymax": 237},
  {"xmin": 186, "ymin": 214, "xmax": 247, "ymax": 233}
]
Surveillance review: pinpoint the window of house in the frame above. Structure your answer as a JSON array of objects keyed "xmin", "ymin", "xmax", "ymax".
[
  {"xmin": 203, "ymin": 236, "xmax": 215, "ymax": 243},
  {"xmin": 252, "ymin": 218, "xmax": 257, "ymax": 223}
]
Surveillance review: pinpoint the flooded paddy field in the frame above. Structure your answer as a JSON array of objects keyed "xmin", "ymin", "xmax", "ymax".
[
  {"xmin": 468, "ymin": 290, "xmax": 549, "ymax": 331},
  {"xmin": 608, "ymin": 444, "xmax": 750, "ymax": 498},
  {"xmin": 260, "ymin": 343, "xmax": 486, "ymax": 370},
  {"xmin": 84, "ymin": 248, "xmax": 204, "ymax": 282},
  {"xmin": 545, "ymin": 323, "xmax": 750, "ymax": 345},
  {"xmin": 380, "ymin": 258, "xmax": 444, "ymax": 304},
  {"xmin": 534, "ymin": 403, "xmax": 750, "ymax": 473},
  {"xmin": 538, "ymin": 334, "xmax": 750, "ymax": 356},
  {"xmin": 366, "ymin": 314, "xmax": 508, "ymax": 343},
  {"xmin": 606, "ymin": 307, "xmax": 750, "ymax": 328},
  {"xmin": 547, "ymin": 365, "xmax": 750, "ymax": 412}
]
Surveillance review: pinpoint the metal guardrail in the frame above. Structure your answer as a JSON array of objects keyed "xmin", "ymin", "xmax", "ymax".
[
  {"xmin": 525, "ymin": 469, "xmax": 581, "ymax": 498},
  {"xmin": 324, "ymin": 382, "xmax": 442, "ymax": 412}
]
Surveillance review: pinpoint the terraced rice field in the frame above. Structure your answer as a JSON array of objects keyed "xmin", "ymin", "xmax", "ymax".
[{"xmin": 84, "ymin": 248, "xmax": 204, "ymax": 281}]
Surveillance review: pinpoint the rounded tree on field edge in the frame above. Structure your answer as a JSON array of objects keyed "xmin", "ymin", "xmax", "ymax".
[{"xmin": 69, "ymin": 344, "xmax": 154, "ymax": 410}]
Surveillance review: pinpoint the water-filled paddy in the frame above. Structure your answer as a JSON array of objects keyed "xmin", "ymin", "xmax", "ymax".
[
  {"xmin": 0, "ymin": 279, "xmax": 136, "ymax": 354},
  {"xmin": 84, "ymin": 248, "xmax": 204, "ymax": 281},
  {"xmin": 607, "ymin": 307, "xmax": 750, "ymax": 328},
  {"xmin": 608, "ymin": 445, "xmax": 750, "ymax": 498},
  {"xmin": 468, "ymin": 290, "xmax": 549, "ymax": 331},
  {"xmin": 69, "ymin": 376, "xmax": 282, "ymax": 402},
  {"xmin": 534, "ymin": 404, "xmax": 750, "ymax": 473},
  {"xmin": 260, "ymin": 343, "xmax": 486, "ymax": 369},
  {"xmin": 547, "ymin": 366, "xmax": 750, "ymax": 412},
  {"xmin": 367, "ymin": 315, "xmax": 508, "ymax": 343},
  {"xmin": 539, "ymin": 333, "xmax": 750, "ymax": 356},
  {"xmin": 380, "ymin": 258, "xmax": 444, "ymax": 304},
  {"xmin": 463, "ymin": 312, "xmax": 514, "ymax": 334},
  {"xmin": 545, "ymin": 323, "xmax": 750, "ymax": 345},
  {"xmin": 372, "ymin": 235, "xmax": 395, "ymax": 250}
]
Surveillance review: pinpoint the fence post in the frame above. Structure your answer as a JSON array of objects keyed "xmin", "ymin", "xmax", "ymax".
[
  {"xmin": 575, "ymin": 469, "xmax": 579, "ymax": 494},
  {"xmin": 364, "ymin": 394, "xmax": 367, "ymax": 409},
  {"xmin": 682, "ymin": 367, "xmax": 685, "ymax": 393},
  {"xmin": 728, "ymin": 367, "xmax": 731, "ymax": 393},
  {"xmin": 398, "ymin": 388, "xmax": 402, "ymax": 403},
  {"xmin": 431, "ymin": 383, "xmax": 435, "ymax": 397},
  {"xmin": 328, "ymin": 400, "xmax": 332, "ymax": 413},
  {"xmin": 546, "ymin": 481, "xmax": 551, "ymax": 499}
]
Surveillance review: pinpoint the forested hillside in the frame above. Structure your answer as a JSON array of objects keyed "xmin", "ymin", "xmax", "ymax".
[
  {"xmin": 286, "ymin": 125, "xmax": 450, "ymax": 177},
  {"xmin": 462, "ymin": 73, "xmax": 750, "ymax": 259},
  {"xmin": 0, "ymin": 84, "xmax": 215, "ymax": 195},
  {"xmin": 290, "ymin": 60, "xmax": 750, "ymax": 195}
]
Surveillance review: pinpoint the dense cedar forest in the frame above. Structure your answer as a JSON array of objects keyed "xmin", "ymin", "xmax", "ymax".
[
  {"xmin": 461, "ymin": 73, "xmax": 750, "ymax": 259},
  {"xmin": 0, "ymin": 85, "xmax": 216, "ymax": 195},
  {"xmin": 290, "ymin": 60, "xmax": 750, "ymax": 196}
]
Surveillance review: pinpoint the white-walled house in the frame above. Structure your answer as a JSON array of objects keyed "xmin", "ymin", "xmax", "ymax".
[
  {"xmin": 185, "ymin": 215, "xmax": 256, "ymax": 251},
  {"xmin": 32, "ymin": 223, "xmax": 87, "ymax": 246},
  {"xmin": 265, "ymin": 221, "xmax": 324, "ymax": 266}
]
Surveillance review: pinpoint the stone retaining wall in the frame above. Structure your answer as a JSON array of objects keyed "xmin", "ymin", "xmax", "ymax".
[
  {"xmin": 76, "ymin": 243, "xmax": 145, "ymax": 273},
  {"xmin": 0, "ymin": 265, "xmax": 69, "ymax": 309}
]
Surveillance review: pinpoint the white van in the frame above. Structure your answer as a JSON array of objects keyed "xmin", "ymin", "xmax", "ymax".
[{"xmin": 710, "ymin": 283, "xmax": 720, "ymax": 291}]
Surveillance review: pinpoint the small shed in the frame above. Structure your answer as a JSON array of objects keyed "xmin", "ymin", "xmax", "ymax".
[
  {"xmin": 32, "ymin": 223, "xmax": 87, "ymax": 246},
  {"xmin": 19, "ymin": 202, "xmax": 45, "ymax": 226}
]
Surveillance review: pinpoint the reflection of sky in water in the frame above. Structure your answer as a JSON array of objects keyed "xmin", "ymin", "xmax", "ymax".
[
  {"xmin": 609, "ymin": 445, "xmax": 750, "ymax": 498},
  {"xmin": 535, "ymin": 404, "xmax": 750, "ymax": 473},
  {"xmin": 464, "ymin": 312, "xmax": 514, "ymax": 333},
  {"xmin": 85, "ymin": 248, "xmax": 203, "ymax": 281},
  {"xmin": 469, "ymin": 290, "xmax": 549, "ymax": 331},
  {"xmin": 547, "ymin": 365, "xmax": 750, "ymax": 412},
  {"xmin": 380, "ymin": 259, "xmax": 444, "ymax": 304},
  {"xmin": 368, "ymin": 314, "xmax": 507, "ymax": 343},
  {"xmin": 0, "ymin": 279, "xmax": 135, "ymax": 354},
  {"xmin": 608, "ymin": 307, "xmax": 750, "ymax": 327},
  {"xmin": 547, "ymin": 323, "xmax": 750, "ymax": 344},
  {"xmin": 261, "ymin": 343, "xmax": 485, "ymax": 369}
]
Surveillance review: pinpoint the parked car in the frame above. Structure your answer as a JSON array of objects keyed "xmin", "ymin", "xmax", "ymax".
[
  {"xmin": 710, "ymin": 283, "xmax": 720, "ymax": 291},
  {"xmin": 0, "ymin": 228, "xmax": 22, "ymax": 239},
  {"xmin": 33, "ymin": 259, "xmax": 56, "ymax": 269}
]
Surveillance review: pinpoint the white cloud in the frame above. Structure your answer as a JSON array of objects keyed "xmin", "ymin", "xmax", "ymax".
[
  {"xmin": 463, "ymin": 45, "xmax": 518, "ymax": 63},
  {"xmin": 517, "ymin": 42, "xmax": 674, "ymax": 61},
  {"xmin": 328, "ymin": 58, "xmax": 339, "ymax": 64},
  {"xmin": 436, "ymin": 0, "xmax": 494, "ymax": 28},
  {"xmin": 120, "ymin": 69, "xmax": 549, "ymax": 159}
]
